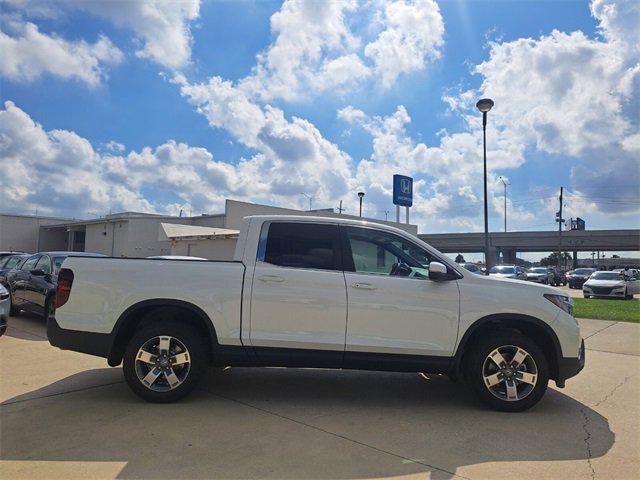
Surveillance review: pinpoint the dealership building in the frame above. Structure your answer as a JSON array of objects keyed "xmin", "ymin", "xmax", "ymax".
[{"xmin": 0, "ymin": 200, "xmax": 418, "ymax": 259}]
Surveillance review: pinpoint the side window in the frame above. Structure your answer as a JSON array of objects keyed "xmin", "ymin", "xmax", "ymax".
[
  {"xmin": 21, "ymin": 256, "xmax": 39, "ymax": 271},
  {"xmin": 344, "ymin": 227, "xmax": 435, "ymax": 279},
  {"xmin": 262, "ymin": 222, "xmax": 341, "ymax": 271},
  {"xmin": 35, "ymin": 255, "xmax": 52, "ymax": 274},
  {"xmin": 53, "ymin": 256, "xmax": 67, "ymax": 273}
]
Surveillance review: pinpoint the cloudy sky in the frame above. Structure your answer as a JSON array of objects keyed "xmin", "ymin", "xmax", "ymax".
[{"xmin": 1, "ymin": 0, "xmax": 638, "ymax": 242}]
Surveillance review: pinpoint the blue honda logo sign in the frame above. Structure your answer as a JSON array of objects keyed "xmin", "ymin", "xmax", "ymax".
[{"xmin": 393, "ymin": 174, "xmax": 413, "ymax": 207}]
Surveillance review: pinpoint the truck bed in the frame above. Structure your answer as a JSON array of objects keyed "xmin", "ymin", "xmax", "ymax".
[{"xmin": 56, "ymin": 256, "xmax": 246, "ymax": 346}]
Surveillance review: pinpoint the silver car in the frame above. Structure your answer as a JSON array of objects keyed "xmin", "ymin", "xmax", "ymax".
[
  {"xmin": 489, "ymin": 265, "xmax": 527, "ymax": 280},
  {"xmin": 525, "ymin": 267, "xmax": 554, "ymax": 284},
  {"xmin": 0, "ymin": 284, "xmax": 9, "ymax": 336}
]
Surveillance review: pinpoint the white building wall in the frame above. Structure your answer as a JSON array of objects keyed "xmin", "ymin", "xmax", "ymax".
[
  {"xmin": 170, "ymin": 238, "xmax": 238, "ymax": 260},
  {"xmin": 0, "ymin": 214, "xmax": 72, "ymax": 253}
]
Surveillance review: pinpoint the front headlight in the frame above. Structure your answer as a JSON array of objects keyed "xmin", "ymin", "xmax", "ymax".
[{"xmin": 544, "ymin": 293, "xmax": 574, "ymax": 315}]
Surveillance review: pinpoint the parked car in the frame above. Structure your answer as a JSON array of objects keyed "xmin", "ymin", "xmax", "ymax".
[
  {"xmin": 457, "ymin": 262, "xmax": 482, "ymax": 274},
  {"xmin": 7, "ymin": 251, "xmax": 105, "ymax": 318},
  {"xmin": 525, "ymin": 267, "xmax": 554, "ymax": 284},
  {"xmin": 565, "ymin": 268, "xmax": 596, "ymax": 289},
  {"xmin": 583, "ymin": 271, "xmax": 639, "ymax": 300},
  {"xmin": 0, "ymin": 284, "xmax": 8, "ymax": 336},
  {"xmin": 0, "ymin": 253, "xmax": 30, "ymax": 288},
  {"xmin": 548, "ymin": 267, "xmax": 566, "ymax": 286},
  {"xmin": 49, "ymin": 216, "xmax": 584, "ymax": 412},
  {"xmin": 488, "ymin": 265, "xmax": 527, "ymax": 280}
]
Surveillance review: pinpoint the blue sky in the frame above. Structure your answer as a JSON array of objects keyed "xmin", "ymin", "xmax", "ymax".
[{"xmin": 1, "ymin": 0, "xmax": 638, "ymax": 259}]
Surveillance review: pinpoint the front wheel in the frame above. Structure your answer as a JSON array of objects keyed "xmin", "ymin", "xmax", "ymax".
[
  {"xmin": 465, "ymin": 332, "xmax": 549, "ymax": 412},
  {"xmin": 625, "ymin": 289, "xmax": 633, "ymax": 300},
  {"xmin": 123, "ymin": 321, "xmax": 207, "ymax": 403},
  {"xmin": 9, "ymin": 292, "xmax": 20, "ymax": 316}
]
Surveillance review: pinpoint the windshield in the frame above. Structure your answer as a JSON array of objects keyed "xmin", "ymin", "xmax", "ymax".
[
  {"xmin": 529, "ymin": 268, "xmax": 547, "ymax": 273},
  {"xmin": 591, "ymin": 272, "xmax": 622, "ymax": 281},
  {"xmin": 490, "ymin": 266, "xmax": 515, "ymax": 274},
  {"xmin": 2, "ymin": 256, "xmax": 25, "ymax": 269},
  {"xmin": 574, "ymin": 268, "xmax": 595, "ymax": 275}
]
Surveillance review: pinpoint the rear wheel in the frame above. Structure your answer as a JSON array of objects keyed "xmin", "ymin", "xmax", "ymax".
[
  {"xmin": 123, "ymin": 321, "xmax": 207, "ymax": 403},
  {"xmin": 465, "ymin": 331, "xmax": 549, "ymax": 412},
  {"xmin": 9, "ymin": 292, "xmax": 20, "ymax": 316}
]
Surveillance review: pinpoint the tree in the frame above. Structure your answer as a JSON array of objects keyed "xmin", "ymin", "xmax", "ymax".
[
  {"xmin": 539, "ymin": 252, "xmax": 572, "ymax": 267},
  {"xmin": 455, "ymin": 254, "xmax": 465, "ymax": 263}
]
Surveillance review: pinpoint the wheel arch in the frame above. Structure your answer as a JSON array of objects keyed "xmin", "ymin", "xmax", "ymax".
[
  {"xmin": 107, "ymin": 299, "xmax": 218, "ymax": 367},
  {"xmin": 453, "ymin": 313, "xmax": 562, "ymax": 381}
]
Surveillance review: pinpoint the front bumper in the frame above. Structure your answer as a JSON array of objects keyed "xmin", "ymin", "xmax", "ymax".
[
  {"xmin": 526, "ymin": 276, "xmax": 547, "ymax": 283},
  {"xmin": 556, "ymin": 339, "xmax": 585, "ymax": 387}
]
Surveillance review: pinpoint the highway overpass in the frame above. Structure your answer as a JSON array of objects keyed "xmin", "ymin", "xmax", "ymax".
[{"xmin": 418, "ymin": 229, "xmax": 640, "ymax": 265}]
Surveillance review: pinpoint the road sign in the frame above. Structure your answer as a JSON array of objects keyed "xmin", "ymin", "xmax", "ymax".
[{"xmin": 393, "ymin": 175, "xmax": 413, "ymax": 207}]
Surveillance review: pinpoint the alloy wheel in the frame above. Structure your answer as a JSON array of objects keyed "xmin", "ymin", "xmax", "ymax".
[
  {"xmin": 482, "ymin": 345, "xmax": 538, "ymax": 402},
  {"xmin": 134, "ymin": 336, "xmax": 191, "ymax": 392}
]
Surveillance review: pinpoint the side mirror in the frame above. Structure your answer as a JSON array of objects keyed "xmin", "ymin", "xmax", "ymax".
[
  {"xmin": 429, "ymin": 261, "xmax": 448, "ymax": 281},
  {"xmin": 30, "ymin": 269, "xmax": 45, "ymax": 276}
]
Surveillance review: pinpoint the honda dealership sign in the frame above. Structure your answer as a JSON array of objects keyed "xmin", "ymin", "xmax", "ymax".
[{"xmin": 393, "ymin": 174, "xmax": 413, "ymax": 207}]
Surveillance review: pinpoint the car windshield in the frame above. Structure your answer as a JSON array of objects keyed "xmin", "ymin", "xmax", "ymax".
[
  {"xmin": 591, "ymin": 272, "xmax": 623, "ymax": 280},
  {"xmin": 574, "ymin": 269, "xmax": 595, "ymax": 275},
  {"xmin": 529, "ymin": 268, "xmax": 547, "ymax": 273},
  {"xmin": 490, "ymin": 266, "xmax": 515, "ymax": 274},
  {"xmin": 2, "ymin": 256, "xmax": 25, "ymax": 269}
]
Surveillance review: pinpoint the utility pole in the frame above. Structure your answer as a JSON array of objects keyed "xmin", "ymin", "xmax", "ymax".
[
  {"xmin": 337, "ymin": 200, "xmax": 345, "ymax": 214},
  {"xmin": 499, "ymin": 176, "xmax": 509, "ymax": 232},
  {"xmin": 556, "ymin": 186, "xmax": 564, "ymax": 270},
  {"xmin": 384, "ymin": 210, "xmax": 389, "ymax": 221}
]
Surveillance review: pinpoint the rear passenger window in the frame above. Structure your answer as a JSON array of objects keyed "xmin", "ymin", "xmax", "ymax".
[
  {"xmin": 262, "ymin": 222, "xmax": 341, "ymax": 271},
  {"xmin": 21, "ymin": 256, "xmax": 39, "ymax": 271}
]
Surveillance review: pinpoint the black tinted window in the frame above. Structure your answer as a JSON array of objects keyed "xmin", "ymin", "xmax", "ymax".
[
  {"xmin": 263, "ymin": 222, "xmax": 340, "ymax": 270},
  {"xmin": 21, "ymin": 256, "xmax": 39, "ymax": 271}
]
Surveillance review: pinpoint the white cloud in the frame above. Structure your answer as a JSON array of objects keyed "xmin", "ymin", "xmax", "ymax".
[
  {"xmin": 446, "ymin": 0, "xmax": 640, "ymax": 216},
  {"xmin": 364, "ymin": 0, "xmax": 445, "ymax": 88},
  {"xmin": 0, "ymin": 20, "xmax": 122, "ymax": 86},
  {"xmin": 79, "ymin": 0, "xmax": 200, "ymax": 69},
  {"xmin": 237, "ymin": 0, "xmax": 445, "ymax": 101}
]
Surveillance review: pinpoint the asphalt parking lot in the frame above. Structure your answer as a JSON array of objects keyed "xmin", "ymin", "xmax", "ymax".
[{"xmin": 1, "ymin": 314, "xmax": 638, "ymax": 480}]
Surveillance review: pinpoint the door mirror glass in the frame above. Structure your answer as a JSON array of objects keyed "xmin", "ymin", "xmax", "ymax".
[{"xmin": 428, "ymin": 261, "xmax": 448, "ymax": 280}]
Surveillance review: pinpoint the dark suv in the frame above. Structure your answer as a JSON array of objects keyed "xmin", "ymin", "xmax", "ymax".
[{"xmin": 566, "ymin": 268, "xmax": 596, "ymax": 289}]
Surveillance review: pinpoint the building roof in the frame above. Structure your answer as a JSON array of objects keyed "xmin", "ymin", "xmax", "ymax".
[{"xmin": 159, "ymin": 223, "xmax": 240, "ymax": 241}]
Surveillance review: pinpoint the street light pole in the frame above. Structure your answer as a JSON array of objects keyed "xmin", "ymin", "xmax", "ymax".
[
  {"xmin": 476, "ymin": 98, "xmax": 494, "ymax": 275},
  {"xmin": 499, "ymin": 176, "xmax": 509, "ymax": 232},
  {"xmin": 358, "ymin": 191, "xmax": 365, "ymax": 218}
]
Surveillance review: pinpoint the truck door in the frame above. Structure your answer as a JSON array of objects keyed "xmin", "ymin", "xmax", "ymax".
[
  {"xmin": 341, "ymin": 226, "xmax": 460, "ymax": 357},
  {"xmin": 249, "ymin": 221, "xmax": 347, "ymax": 361}
]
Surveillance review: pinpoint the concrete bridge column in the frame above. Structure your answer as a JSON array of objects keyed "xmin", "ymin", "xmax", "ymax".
[
  {"xmin": 501, "ymin": 248, "xmax": 518, "ymax": 264},
  {"xmin": 486, "ymin": 247, "xmax": 500, "ymax": 270}
]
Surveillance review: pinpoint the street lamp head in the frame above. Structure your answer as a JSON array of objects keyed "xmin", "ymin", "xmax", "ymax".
[
  {"xmin": 357, "ymin": 191, "xmax": 365, "ymax": 198},
  {"xmin": 476, "ymin": 98, "xmax": 494, "ymax": 113}
]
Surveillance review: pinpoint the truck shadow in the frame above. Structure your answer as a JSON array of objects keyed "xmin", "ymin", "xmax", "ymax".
[
  {"xmin": 3, "ymin": 313, "xmax": 48, "ymax": 341},
  {"xmin": 1, "ymin": 367, "xmax": 614, "ymax": 479}
]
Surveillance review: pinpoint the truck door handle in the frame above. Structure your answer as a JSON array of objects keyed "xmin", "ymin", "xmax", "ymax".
[
  {"xmin": 351, "ymin": 282, "xmax": 376, "ymax": 290},
  {"xmin": 258, "ymin": 275, "xmax": 285, "ymax": 283}
]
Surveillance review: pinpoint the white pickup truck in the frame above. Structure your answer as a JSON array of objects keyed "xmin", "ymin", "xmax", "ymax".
[{"xmin": 48, "ymin": 215, "xmax": 584, "ymax": 411}]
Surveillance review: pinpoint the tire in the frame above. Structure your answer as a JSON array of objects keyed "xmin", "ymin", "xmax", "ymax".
[
  {"xmin": 625, "ymin": 289, "xmax": 633, "ymax": 300},
  {"xmin": 123, "ymin": 321, "xmax": 208, "ymax": 403},
  {"xmin": 464, "ymin": 331, "xmax": 549, "ymax": 412},
  {"xmin": 9, "ymin": 292, "xmax": 20, "ymax": 316},
  {"xmin": 43, "ymin": 296, "xmax": 54, "ymax": 321}
]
